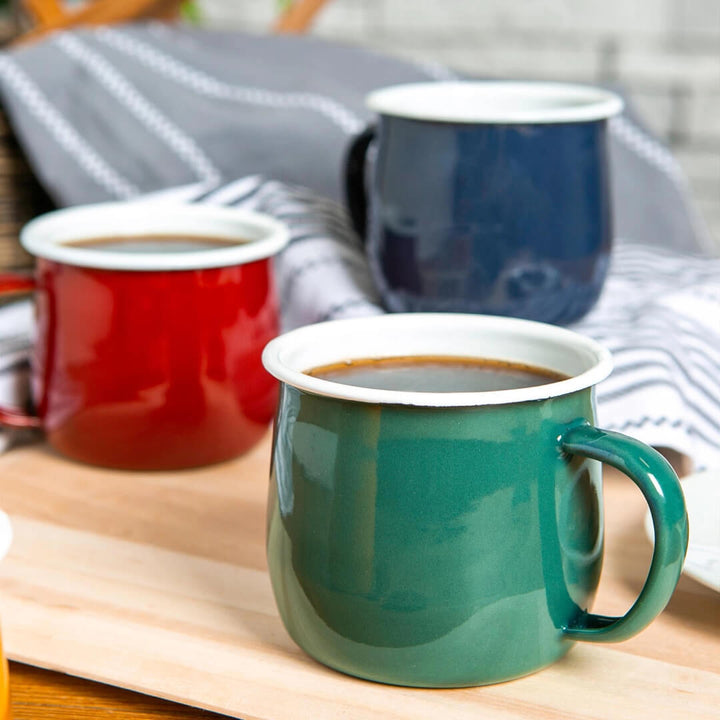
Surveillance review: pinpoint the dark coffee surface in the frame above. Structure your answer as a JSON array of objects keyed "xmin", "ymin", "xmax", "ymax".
[
  {"xmin": 307, "ymin": 356, "xmax": 568, "ymax": 393},
  {"xmin": 66, "ymin": 234, "xmax": 243, "ymax": 254}
]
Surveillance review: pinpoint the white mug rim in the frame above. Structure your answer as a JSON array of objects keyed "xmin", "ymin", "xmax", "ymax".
[
  {"xmin": 20, "ymin": 202, "xmax": 289, "ymax": 272},
  {"xmin": 262, "ymin": 313, "xmax": 613, "ymax": 408},
  {"xmin": 366, "ymin": 81, "xmax": 624, "ymax": 125}
]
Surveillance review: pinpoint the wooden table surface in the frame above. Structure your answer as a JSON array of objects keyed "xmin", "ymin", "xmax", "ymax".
[
  {"xmin": 8, "ymin": 662, "xmax": 222, "ymax": 719},
  {"xmin": 4, "ymin": 454, "xmax": 719, "ymax": 719}
]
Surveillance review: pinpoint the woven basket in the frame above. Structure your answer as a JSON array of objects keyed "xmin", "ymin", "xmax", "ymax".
[
  {"xmin": 0, "ymin": 16, "xmax": 54, "ymax": 271},
  {"xmin": 0, "ymin": 109, "xmax": 54, "ymax": 270}
]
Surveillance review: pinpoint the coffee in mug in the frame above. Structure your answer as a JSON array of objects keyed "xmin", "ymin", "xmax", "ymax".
[
  {"xmin": 307, "ymin": 355, "xmax": 567, "ymax": 392},
  {"xmin": 66, "ymin": 234, "xmax": 246, "ymax": 253}
]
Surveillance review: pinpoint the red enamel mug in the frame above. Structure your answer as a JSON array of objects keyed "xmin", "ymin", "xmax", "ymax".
[{"xmin": 0, "ymin": 202, "xmax": 288, "ymax": 470}]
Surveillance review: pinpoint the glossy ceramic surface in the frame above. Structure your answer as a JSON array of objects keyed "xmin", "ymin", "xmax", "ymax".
[
  {"xmin": 264, "ymin": 314, "xmax": 688, "ymax": 687},
  {"xmin": 345, "ymin": 82, "xmax": 622, "ymax": 325},
  {"xmin": 2, "ymin": 203, "xmax": 288, "ymax": 470},
  {"xmin": 32, "ymin": 258, "xmax": 279, "ymax": 470}
]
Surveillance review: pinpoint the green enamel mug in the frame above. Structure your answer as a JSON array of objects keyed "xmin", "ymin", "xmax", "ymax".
[{"xmin": 262, "ymin": 314, "xmax": 688, "ymax": 687}]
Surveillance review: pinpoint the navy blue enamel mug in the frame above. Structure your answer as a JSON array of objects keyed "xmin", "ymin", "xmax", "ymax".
[{"xmin": 345, "ymin": 82, "xmax": 623, "ymax": 325}]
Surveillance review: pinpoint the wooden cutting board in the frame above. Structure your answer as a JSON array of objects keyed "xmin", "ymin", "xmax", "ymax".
[{"xmin": 0, "ymin": 435, "xmax": 717, "ymax": 720}]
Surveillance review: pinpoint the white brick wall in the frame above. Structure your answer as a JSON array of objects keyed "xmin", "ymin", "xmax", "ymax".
[
  {"xmin": 629, "ymin": 88, "xmax": 678, "ymax": 139},
  {"xmin": 308, "ymin": 0, "xmax": 375, "ymax": 37},
  {"xmin": 687, "ymin": 90, "xmax": 720, "ymax": 140},
  {"xmin": 197, "ymin": 0, "xmax": 720, "ymax": 248},
  {"xmin": 674, "ymin": 0, "xmax": 720, "ymax": 39},
  {"xmin": 197, "ymin": 0, "xmax": 275, "ymax": 32},
  {"xmin": 618, "ymin": 47, "xmax": 720, "ymax": 90},
  {"xmin": 376, "ymin": 0, "xmax": 674, "ymax": 37}
]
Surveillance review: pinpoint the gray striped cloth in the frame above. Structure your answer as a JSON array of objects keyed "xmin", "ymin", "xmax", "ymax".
[
  {"xmin": 0, "ymin": 25, "xmax": 718, "ymax": 470},
  {"xmin": 1, "ymin": 175, "xmax": 719, "ymax": 472},
  {"xmin": 0, "ymin": 24, "xmax": 714, "ymax": 254}
]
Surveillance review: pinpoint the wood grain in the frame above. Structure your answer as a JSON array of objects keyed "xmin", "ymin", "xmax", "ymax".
[
  {"xmin": 9, "ymin": 662, "xmax": 223, "ymax": 719},
  {"xmin": 0, "ymin": 435, "xmax": 717, "ymax": 720}
]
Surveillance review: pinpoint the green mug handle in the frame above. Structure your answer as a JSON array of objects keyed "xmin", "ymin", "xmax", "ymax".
[{"xmin": 559, "ymin": 423, "xmax": 689, "ymax": 642}]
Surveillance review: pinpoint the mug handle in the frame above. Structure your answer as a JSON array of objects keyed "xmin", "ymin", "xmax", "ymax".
[
  {"xmin": 344, "ymin": 125, "xmax": 376, "ymax": 242},
  {"xmin": 0, "ymin": 272, "xmax": 41, "ymax": 429},
  {"xmin": 559, "ymin": 423, "xmax": 688, "ymax": 642}
]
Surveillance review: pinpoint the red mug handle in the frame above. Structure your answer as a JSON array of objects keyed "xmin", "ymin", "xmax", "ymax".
[{"xmin": 0, "ymin": 272, "xmax": 41, "ymax": 429}]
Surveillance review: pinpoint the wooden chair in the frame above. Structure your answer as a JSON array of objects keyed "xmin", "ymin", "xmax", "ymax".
[
  {"xmin": 16, "ymin": 0, "xmax": 333, "ymax": 45},
  {"xmin": 273, "ymin": 0, "xmax": 332, "ymax": 34}
]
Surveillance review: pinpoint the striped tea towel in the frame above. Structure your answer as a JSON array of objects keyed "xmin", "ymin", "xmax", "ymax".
[
  {"xmin": 0, "ymin": 24, "xmax": 713, "ymax": 256},
  {"xmin": 573, "ymin": 244, "xmax": 720, "ymax": 470},
  {"xmin": 1, "ymin": 175, "xmax": 719, "ymax": 471}
]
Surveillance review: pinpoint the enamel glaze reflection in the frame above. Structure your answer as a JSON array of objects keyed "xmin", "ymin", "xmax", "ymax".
[
  {"xmin": 267, "ymin": 387, "xmax": 601, "ymax": 685},
  {"xmin": 360, "ymin": 114, "xmax": 613, "ymax": 324},
  {"xmin": 263, "ymin": 314, "xmax": 686, "ymax": 688}
]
